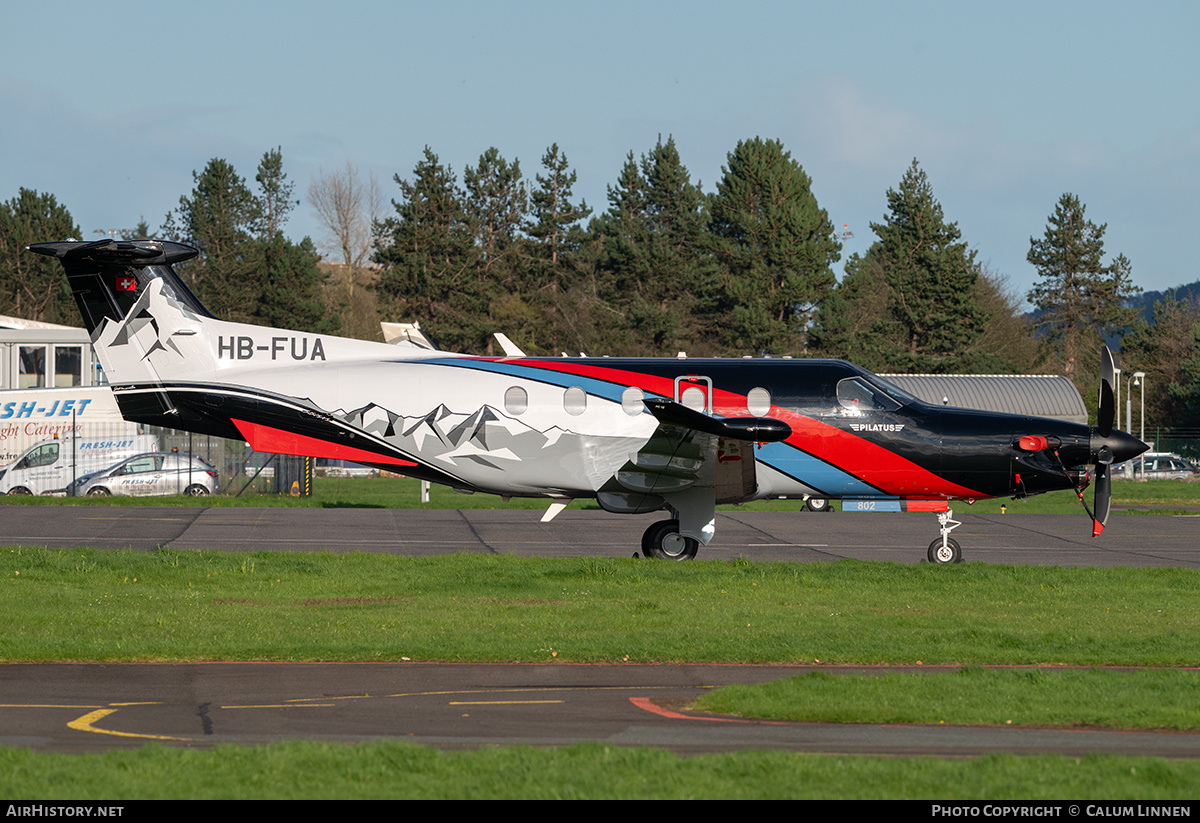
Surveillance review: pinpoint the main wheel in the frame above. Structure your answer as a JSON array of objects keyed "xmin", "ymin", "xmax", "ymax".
[
  {"xmin": 642, "ymin": 519, "xmax": 699, "ymax": 561},
  {"xmin": 7, "ymin": 487, "xmax": 32, "ymax": 495},
  {"xmin": 805, "ymin": 497, "xmax": 830, "ymax": 512},
  {"xmin": 86, "ymin": 487, "xmax": 111, "ymax": 497},
  {"xmin": 184, "ymin": 484, "xmax": 209, "ymax": 496},
  {"xmin": 927, "ymin": 537, "xmax": 962, "ymax": 564}
]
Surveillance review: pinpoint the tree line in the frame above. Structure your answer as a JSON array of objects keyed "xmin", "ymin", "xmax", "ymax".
[{"xmin": 1, "ymin": 137, "xmax": 1196, "ymax": 439}]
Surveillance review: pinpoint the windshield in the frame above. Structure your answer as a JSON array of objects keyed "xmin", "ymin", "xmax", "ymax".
[
  {"xmin": 863, "ymin": 372, "xmax": 919, "ymax": 406},
  {"xmin": 836, "ymin": 375, "xmax": 915, "ymax": 414}
]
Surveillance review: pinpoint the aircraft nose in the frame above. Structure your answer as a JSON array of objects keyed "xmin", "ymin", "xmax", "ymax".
[{"xmin": 1093, "ymin": 428, "xmax": 1149, "ymax": 464}]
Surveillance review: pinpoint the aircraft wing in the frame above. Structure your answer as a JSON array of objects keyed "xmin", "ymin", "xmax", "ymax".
[{"xmin": 597, "ymin": 397, "xmax": 792, "ymax": 545}]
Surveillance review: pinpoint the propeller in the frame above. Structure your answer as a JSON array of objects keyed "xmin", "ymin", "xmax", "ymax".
[
  {"xmin": 1016, "ymin": 346, "xmax": 1135, "ymax": 537},
  {"xmin": 1089, "ymin": 346, "xmax": 1118, "ymax": 536}
]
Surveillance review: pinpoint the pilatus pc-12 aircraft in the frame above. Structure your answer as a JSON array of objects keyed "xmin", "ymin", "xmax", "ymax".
[{"xmin": 30, "ymin": 239, "xmax": 1147, "ymax": 563}]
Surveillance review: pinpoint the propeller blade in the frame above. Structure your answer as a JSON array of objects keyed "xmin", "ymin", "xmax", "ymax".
[
  {"xmin": 1092, "ymin": 448, "xmax": 1113, "ymax": 537},
  {"xmin": 1098, "ymin": 346, "xmax": 1116, "ymax": 438}
]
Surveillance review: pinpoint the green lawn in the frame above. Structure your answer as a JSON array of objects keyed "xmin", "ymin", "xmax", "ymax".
[
  {"xmin": 4, "ymin": 743, "xmax": 1198, "ymax": 800},
  {"xmin": 5, "ymin": 551, "xmax": 1199, "ymax": 666}
]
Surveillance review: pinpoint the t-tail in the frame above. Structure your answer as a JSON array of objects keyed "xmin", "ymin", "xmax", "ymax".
[{"xmin": 27, "ymin": 238, "xmax": 438, "ymax": 445}]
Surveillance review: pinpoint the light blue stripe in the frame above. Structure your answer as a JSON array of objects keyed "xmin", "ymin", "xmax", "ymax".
[
  {"xmin": 417, "ymin": 358, "xmax": 661, "ymax": 404},
  {"xmin": 756, "ymin": 441, "xmax": 882, "ymax": 496}
]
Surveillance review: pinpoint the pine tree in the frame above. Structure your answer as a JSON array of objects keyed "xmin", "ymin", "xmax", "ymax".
[
  {"xmin": 251, "ymin": 236, "xmax": 338, "ymax": 334},
  {"xmin": 527, "ymin": 144, "xmax": 591, "ymax": 278},
  {"xmin": 808, "ymin": 249, "xmax": 893, "ymax": 369},
  {"xmin": 0, "ymin": 188, "xmax": 82, "ymax": 324},
  {"xmin": 523, "ymin": 144, "xmax": 592, "ymax": 353},
  {"xmin": 162, "ymin": 158, "xmax": 262, "ymax": 323},
  {"xmin": 1121, "ymin": 294, "xmax": 1200, "ymax": 432},
  {"xmin": 374, "ymin": 148, "xmax": 484, "ymax": 352},
  {"xmin": 708, "ymin": 137, "xmax": 838, "ymax": 355},
  {"xmin": 462, "ymin": 148, "xmax": 532, "ymax": 354},
  {"xmin": 462, "ymin": 147, "xmax": 525, "ymax": 284},
  {"xmin": 591, "ymin": 137, "xmax": 717, "ymax": 354},
  {"xmin": 870, "ymin": 160, "xmax": 986, "ymax": 372},
  {"xmin": 1028, "ymin": 193, "xmax": 1140, "ymax": 386},
  {"xmin": 255, "ymin": 147, "xmax": 297, "ymax": 239}
]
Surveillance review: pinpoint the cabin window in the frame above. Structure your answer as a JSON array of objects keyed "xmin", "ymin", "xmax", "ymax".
[
  {"xmin": 747, "ymin": 387, "xmax": 771, "ymax": 416},
  {"xmin": 563, "ymin": 386, "xmax": 587, "ymax": 416},
  {"xmin": 621, "ymin": 387, "xmax": 644, "ymax": 416},
  {"xmin": 680, "ymin": 386, "xmax": 706, "ymax": 412},
  {"xmin": 504, "ymin": 386, "xmax": 528, "ymax": 415}
]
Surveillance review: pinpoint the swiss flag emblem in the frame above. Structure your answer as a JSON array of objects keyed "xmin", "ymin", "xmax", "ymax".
[{"xmin": 116, "ymin": 276, "xmax": 137, "ymax": 292}]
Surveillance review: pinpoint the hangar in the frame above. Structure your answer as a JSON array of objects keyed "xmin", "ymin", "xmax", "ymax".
[{"xmin": 881, "ymin": 374, "xmax": 1087, "ymax": 425}]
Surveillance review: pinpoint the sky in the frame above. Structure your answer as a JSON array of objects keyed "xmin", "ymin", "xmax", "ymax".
[{"xmin": 2, "ymin": 0, "xmax": 1198, "ymax": 308}]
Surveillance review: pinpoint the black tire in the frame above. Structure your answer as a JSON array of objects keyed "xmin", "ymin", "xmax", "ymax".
[
  {"xmin": 805, "ymin": 497, "xmax": 830, "ymax": 513},
  {"xmin": 642, "ymin": 519, "xmax": 699, "ymax": 561},
  {"xmin": 927, "ymin": 537, "xmax": 962, "ymax": 564},
  {"xmin": 86, "ymin": 487, "xmax": 111, "ymax": 497},
  {"xmin": 184, "ymin": 484, "xmax": 209, "ymax": 496},
  {"xmin": 7, "ymin": 487, "xmax": 32, "ymax": 495}
]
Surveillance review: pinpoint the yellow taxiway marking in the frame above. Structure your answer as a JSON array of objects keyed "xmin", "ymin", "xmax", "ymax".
[
  {"xmin": 221, "ymin": 704, "xmax": 336, "ymax": 709},
  {"xmin": 0, "ymin": 704, "xmax": 104, "ymax": 709},
  {"xmin": 449, "ymin": 700, "xmax": 565, "ymax": 706},
  {"xmin": 67, "ymin": 708, "xmax": 192, "ymax": 742}
]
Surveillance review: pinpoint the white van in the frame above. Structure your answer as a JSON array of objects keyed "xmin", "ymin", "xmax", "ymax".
[{"xmin": 0, "ymin": 433, "xmax": 159, "ymax": 495}]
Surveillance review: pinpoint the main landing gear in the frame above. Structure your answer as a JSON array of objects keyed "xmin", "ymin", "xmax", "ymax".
[
  {"xmin": 641, "ymin": 519, "xmax": 699, "ymax": 561},
  {"xmin": 927, "ymin": 509, "xmax": 963, "ymax": 564}
]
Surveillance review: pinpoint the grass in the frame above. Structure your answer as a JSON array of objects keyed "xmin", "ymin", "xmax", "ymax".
[
  {"xmin": 4, "ymin": 550, "xmax": 1200, "ymax": 666},
  {"xmin": 3, "ymin": 743, "xmax": 1199, "ymax": 800},
  {"xmin": 696, "ymin": 667, "xmax": 1200, "ymax": 729}
]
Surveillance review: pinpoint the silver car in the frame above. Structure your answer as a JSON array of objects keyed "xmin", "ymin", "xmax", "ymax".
[
  {"xmin": 69, "ymin": 452, "xmax": 219, "ymax": 497},
  {"xmin": 1115, "ymin": 452, "xmax": 1200, "ymax": 480}
]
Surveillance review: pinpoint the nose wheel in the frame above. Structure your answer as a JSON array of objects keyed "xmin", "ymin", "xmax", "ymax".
[{"xmin": 927, "ymin": 509, "xmax": 963, "ymax": 564}]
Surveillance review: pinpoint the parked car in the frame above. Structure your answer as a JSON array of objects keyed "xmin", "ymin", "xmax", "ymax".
[
  {"xmin": 66, "ymin": 452, "xmax": 219, "ymax": 497},
  {"xmin": 1114, "ymin": 452, "xmax": 1200, "ymax": 480},
  {"xmin": 1, "ymin": 434, "xmax": 159, "ymax": 495}
]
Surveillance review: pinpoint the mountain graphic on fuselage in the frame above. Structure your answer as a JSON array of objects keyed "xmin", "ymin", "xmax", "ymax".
[{"xmin": 332, "ymin": 401, "xmax": 573, "ymax": 471}]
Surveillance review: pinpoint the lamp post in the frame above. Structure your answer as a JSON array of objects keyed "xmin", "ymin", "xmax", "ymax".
[
  {"xmin": 1137, "ymin": 373, "xmax": 1146, "ymax": 448},
  {"xmin": 1124, "ymin": 372, "xmax": 1145, "ymax": 477},
  {"xmin": 1125, "ymin": 372, "xmax": 1146, "ymax": 477}
]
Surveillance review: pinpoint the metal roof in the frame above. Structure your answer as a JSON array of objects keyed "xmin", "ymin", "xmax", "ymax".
[{"xmin": 881, "ymin": 374, "xmax": 1088, "ymax": 425}]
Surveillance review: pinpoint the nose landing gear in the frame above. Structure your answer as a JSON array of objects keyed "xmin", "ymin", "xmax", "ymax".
[{"xmin": 927, "ymin": 509, "xmax": 963, "ymax": 564}]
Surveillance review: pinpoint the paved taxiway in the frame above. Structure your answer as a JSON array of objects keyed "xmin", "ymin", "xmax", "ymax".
[
  {"xmin": 6, "ymin": 662, "xmax": 1200, "ymax": 757},
  {"xmin": 0, "ymin": 505, "xmax": 1196, "ymax": 566},
  {"xmin": 3, "ymin": 506, "xmax": 1197, "ymax": 756}
]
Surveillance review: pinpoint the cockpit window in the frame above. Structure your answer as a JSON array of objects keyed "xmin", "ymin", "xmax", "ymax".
[
  {"xmin": 836, "ymin": 377, "xmax": 905, "ymax": 414},
  {"xmin": 866, "ymin": 373, "xmax": 919, "ymax": 406}
]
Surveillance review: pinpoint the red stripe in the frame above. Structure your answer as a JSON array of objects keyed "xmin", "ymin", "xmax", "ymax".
[
  {"xmin": 906, "ymin": 500, "xmax": 951, "ymax": 512},
  {"xmin": 508, "ymin": 359, "xmax": 986, "ymax": 498},
  {"xmin": 231, "ymin": 418, "xmax": 417, "ymax": 467}
]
